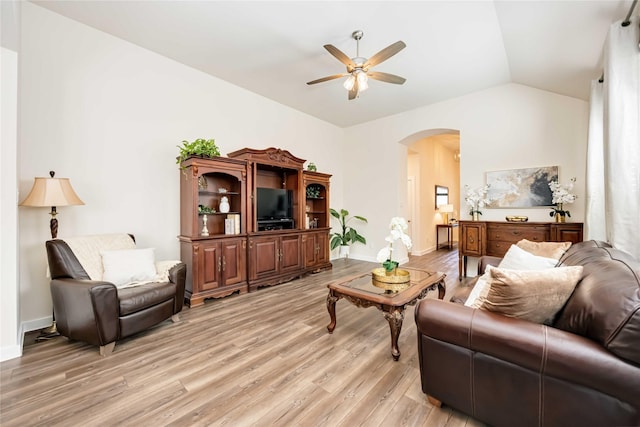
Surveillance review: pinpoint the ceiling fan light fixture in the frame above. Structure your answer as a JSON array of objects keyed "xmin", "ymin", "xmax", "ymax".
[
  {"xmin": 356, "ymin": 71, "xmax": 368, "ymax": 91},
  {"xmin": 343, "ymin": 74, "xmax": 356, "ymax": 91}
]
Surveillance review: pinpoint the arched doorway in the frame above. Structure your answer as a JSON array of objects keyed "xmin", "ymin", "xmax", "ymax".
[{"xmin": 399, "ymin": 129, "xmax": 460, "ymax": 255}]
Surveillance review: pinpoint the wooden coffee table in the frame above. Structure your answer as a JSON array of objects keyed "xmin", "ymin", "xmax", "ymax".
[{"xmin": 326, "ymin": 267, "xmax": 446, "ymax": 361}]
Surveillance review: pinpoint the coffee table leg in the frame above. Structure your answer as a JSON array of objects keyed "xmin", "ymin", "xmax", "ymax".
[
  {"xmin": 437, "ymin": 279, "xmax": 446, "ymax": 300},
  {"xmin": 383, "ymin": 308, "xmax": 405, "ymax": 361},
  {"xmin": 326, "ymin": 290, "xmax": 339, "ymax": 333}
]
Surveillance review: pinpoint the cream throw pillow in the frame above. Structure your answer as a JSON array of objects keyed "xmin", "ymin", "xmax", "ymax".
[
  {"xmin": 101, "ymin": 248, "xmax": 157, "ymax": 288},
  {"xmin": 465, "ymin": 245, "xmax": 557, "ymax": 308},
  {"xmin": 516, "ymin": 239, "xmax": 571, "ymax": 260},
  {"xmin": 480, "ymin": 266, "xmax": 584, "ymax": 324}
]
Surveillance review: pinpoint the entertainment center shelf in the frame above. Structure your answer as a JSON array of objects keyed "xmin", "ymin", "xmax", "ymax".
[{"xmin": 179, "ymin": 147, "xmax": 332, "ymax": 307}]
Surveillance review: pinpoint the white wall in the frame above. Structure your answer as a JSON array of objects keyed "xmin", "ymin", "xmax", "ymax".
[
  {"xmin": 1, "ymin": 47, "xmax": 21, "ymax": 361},
  {"xmin": 343, "ymin": 83, "xmax": 589, "ymax": 263},
  {"xmin": 17, "ymin": 3, "xmax": 344, "ymax": 332}
]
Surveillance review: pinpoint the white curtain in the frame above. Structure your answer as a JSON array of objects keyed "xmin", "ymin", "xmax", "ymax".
[
  {"xmin": 586, "ymin": 16, "xmax": 640, "ymax": 258},
  {"xmin": 585, "ymin": 80, "xmax": 606, "ymax": 241}
]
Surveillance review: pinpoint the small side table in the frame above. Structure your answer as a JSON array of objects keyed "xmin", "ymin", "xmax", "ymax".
[{"xmin": 436, "ymin": 223, "xmax": 458, "ymax": 250}]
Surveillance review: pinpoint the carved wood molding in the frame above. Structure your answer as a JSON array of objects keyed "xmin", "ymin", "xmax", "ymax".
[{"xmin": 227, "ymin": 147, "xmax": 306, "ymax": 169}]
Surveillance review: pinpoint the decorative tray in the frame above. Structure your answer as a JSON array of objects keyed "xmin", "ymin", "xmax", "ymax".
[{"xmin": 506, "ymin": 216, "xmax": 528, "ymax": 222}]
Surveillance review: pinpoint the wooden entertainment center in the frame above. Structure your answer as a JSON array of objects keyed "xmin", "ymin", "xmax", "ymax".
[
  {"xmin": 458, "ymin": 220, "xmax": 584, "ymax": 279},
  {"xmin": 179, "ymin": 147, "xmax": 332, "ymax": 306}
]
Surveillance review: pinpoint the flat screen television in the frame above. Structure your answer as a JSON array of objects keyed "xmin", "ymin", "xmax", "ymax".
[{"xmin": 256, "ymin": 187, "xmax": 293, "ymax": 220}]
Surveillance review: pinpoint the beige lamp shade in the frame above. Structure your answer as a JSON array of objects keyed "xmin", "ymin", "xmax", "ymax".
[
  {"xmin": 438, "ymin": 204, "xmax": 454, "ymax": 224},
  {"xmin": 438, "ymin": 204, "xmax": 454, "ymax": 213},
  {"xmin": 20, "ymin": 177, "xmax": 84, "ymax": 207},
  {"xmin": 20, "ymin": 172, "xmax": 84, "ymax": 239}
]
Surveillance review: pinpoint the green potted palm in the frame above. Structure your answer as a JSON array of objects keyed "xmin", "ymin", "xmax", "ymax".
[{"xmin": 330, "ymin": 208, "xmax": 368, "ymax": 258}]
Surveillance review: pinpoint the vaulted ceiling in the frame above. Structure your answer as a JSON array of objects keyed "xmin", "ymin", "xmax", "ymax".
[{"xmin": 22, "ymin": 1, "xmax": 637, "ymax": 127}]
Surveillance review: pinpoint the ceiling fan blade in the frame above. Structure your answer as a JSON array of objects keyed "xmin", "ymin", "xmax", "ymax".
[
  {"xmin": 307, "ymin": 73, "xmax": 348, "ymax": 85},
  {"xmin": 364, "ymin": 41, "xmax": 406, "ymax": 68},
  {"xmin": 367, "ymin": 71, "xmax": 406, "ymax": 85},
  {"xmin": 348, "ymin": 78, "xmax": 359, "ymax": 100},
  {"xmin": 324, "ymin": 44, "xmax": 355, "ymax": 70}
]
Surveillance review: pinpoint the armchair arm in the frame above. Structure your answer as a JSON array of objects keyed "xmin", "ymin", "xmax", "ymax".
[
  {"xmin": 167, "ymin": 262, "xmax": 187, "ymax": 313},
  {"xmin": 50, "ymin": 278, "xmax": 119, "ymax": 346},
  {"xmin": 415, "ymin": 299, "xmax": 640, "ymax": 408}
]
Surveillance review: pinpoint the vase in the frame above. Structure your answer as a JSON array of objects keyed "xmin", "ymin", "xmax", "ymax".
[
  {"xmin": 339, "ymin": 245, "xmax": 350, "ymax": 258},
  {"xmin": 555, "ymin": 212, "xmax": 566, "ymax": 223},
  {"xmin": 472, "ymin": 212, "xmax": 479, "ymax": 221},
  {"xmin": 219, "ymin": 196, "xmax": 230, "ymax": 213}
]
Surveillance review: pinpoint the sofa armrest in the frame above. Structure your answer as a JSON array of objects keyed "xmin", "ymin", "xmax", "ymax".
[
  {"xmin": 168, "ymin": 262, "xmax": 187, "ymax": 313},
  {"xmin": 415, "ymin": 299, "xmax": 640, "ymax": 407},
  {"xmin": 477, "ymin": 256, "xmax": 502, "ymax": 275},
  {"xmin": 50, "ymin": 278, "xmax": 119, "ymax": 346}
]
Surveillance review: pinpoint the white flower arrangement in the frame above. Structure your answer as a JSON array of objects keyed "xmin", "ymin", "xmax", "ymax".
[
  {"xmin": 548, "ymin": 177, "xmax": 577, "ymax": 217},
  {"xmin": 376, "ymin": 217, "xmax": 413, "ymax": 272},
  {"xmin": 464, "ymin": 184, "xmax": 491, "ymax": 216}
]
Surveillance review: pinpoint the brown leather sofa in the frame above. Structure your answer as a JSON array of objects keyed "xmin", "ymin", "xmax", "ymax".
[
  {"xmin": 415, "ymin": 240, "xmax": 640, "ymax": 426},
  {"xmin": 46, "ymin": 236, "xmax": 186, "ymax": 356}
]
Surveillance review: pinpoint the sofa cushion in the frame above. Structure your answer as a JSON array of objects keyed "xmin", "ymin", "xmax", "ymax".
[
  {"xmin": 480, "ymin": 266, "xmax": 583, "ymax": 324},
  {"xmin": 516, "ymin": 239, "xmax": 571, "ymax": 260},
  {"xmin": 555, "ymin": 243, "xmax": 640, "ymax": 365},
  {"xmin": 118, "ymin": 281, "xmax": 177, "ymax": 316}
]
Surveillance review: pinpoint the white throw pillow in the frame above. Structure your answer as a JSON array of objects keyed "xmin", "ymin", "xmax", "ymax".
[
  {"xmin": 465, "ymin": 265, "xmax": 494, "ymax": 308},
  {"xmin": 498, "ymin": 244, "xmax": 558, "ymax": 270},
  {"xmin": 101, "ymin": 248, "xmax": 157, "ymax": 288}
]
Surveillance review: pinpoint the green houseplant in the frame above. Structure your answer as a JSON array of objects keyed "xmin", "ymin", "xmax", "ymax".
[
  {"xmin": 176, "ymin": 138, "xmax": 221, "ymax": 166},
  {"xmin": 330, "ymin": 208, "xmax": 368, "ymax": 258}
]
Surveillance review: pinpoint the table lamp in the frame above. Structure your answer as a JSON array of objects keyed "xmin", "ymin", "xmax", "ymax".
[
  {"xmin": 439, "ymin": 204, "xmax": 454, "ymax": 224},
  {"xmin": 19, "ymin": 171, "xmax": 84, "ymax": 339},
  {"xmin": 20, "ymin": 171, "xmax": 84, "ymax": 239}
]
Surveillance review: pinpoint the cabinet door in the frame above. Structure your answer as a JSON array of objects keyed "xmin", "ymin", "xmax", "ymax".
[
  {"xmin": 303, "ymin": 233, "xmax": 316, "ymax": 268},
  {"xmin": 199, "ymin": 242, "xmax": 221, "ymax": 291},
  {"xmin": 221, "ymin": 238, "xmax": 247, "ymax": 286},
  {"xmin": 249, "ymin": 236, "xmax": 279, "ymax": 280},
  {"xmin": 280, "ymin": 234, "xmax": 302, "ymax": 273},
  {"xmin": 460, "ymin": 222, "xmax": 485, "ymax": 256},
  {"xmin": 551, "ymin": 223, "xmax": 583, "ymax": 244},
  {"xmin": 316, "ymin": 232, "xmax": 329, "ymax": 264}
]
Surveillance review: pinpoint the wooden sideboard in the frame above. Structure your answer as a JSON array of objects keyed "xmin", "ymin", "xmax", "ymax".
[{"xmin": 458, "ymin": 220, "xmax": 584, "ymax": 278}]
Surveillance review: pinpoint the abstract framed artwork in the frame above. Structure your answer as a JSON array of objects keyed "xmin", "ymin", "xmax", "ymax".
[{"xmin": 486, "ymin": 166, "xmax": 558, "ymax": 208}]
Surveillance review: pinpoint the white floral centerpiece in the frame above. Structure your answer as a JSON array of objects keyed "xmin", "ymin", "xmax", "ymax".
[
  {"xmin": 548, "ymin": 177, "xmax": 577, "ymax": 221},
  {"xmin": 376, "ymin": 217, "xmax": 413, "ymax": 274},
  {"xmin": 465, "ymin": 184, "xmax": 491, "ymax": 219}
]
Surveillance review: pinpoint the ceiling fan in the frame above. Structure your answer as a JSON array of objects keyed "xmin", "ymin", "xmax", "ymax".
[{"xmin": 307, "ymin": 30, "xmax": 406, "ymax": 100}]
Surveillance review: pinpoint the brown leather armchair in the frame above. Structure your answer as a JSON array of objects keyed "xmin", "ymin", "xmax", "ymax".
[{"xmin": 46, "ymin": 235, "xmax": 186, "ymax": 356}]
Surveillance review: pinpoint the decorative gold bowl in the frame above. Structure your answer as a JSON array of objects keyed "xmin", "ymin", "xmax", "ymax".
[{"xmin": 371, "ymin": 268, "xmax": 411, "ymax": 292}]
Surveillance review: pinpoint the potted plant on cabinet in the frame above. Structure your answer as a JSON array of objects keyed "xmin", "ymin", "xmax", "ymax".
[
  {"xmin": 176, "ymin": 138, "xmax": 221, "ymax": 167},
  {"xmin": 329, "ymin": 208, "xmax": 368, "ymax": 258}
]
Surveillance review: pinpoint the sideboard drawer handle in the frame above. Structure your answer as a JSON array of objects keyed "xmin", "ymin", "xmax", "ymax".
[{"xmin": 513, "ymin": 231, "xmax": 521, "ymax": 235}]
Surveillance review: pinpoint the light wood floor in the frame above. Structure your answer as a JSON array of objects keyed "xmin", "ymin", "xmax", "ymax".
[{"xmin": 1, "ymin": 247, "xmax": 483, "ymax": 427}]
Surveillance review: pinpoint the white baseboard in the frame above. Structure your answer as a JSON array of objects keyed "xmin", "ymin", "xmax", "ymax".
[
  {"xmin": 0, "ymin": 343, "xmax": 22, "ymax": 362},
  {"xmin": 22, "ymin": 316, "xmax": 53, "ymax": 333},
  {"xmin": 0, "ymin": 322, "xmax": 25, "ymax": 362}
]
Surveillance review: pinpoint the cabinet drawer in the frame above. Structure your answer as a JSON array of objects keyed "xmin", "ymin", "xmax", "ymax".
[
  {"xmin": 486, "ymin": 241, "xmax": 515, "ymax": 257},
  {"xmin": 487, "ymin": 226, "xmax": 548, "ymax": 243}
]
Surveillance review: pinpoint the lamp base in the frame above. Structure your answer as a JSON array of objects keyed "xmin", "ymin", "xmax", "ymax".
[{"xmin": 35, "ymin": 321, "xmax": 60, "ymax": 341}]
